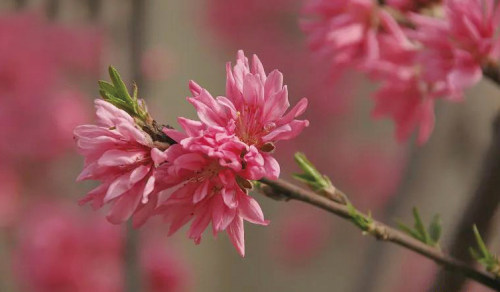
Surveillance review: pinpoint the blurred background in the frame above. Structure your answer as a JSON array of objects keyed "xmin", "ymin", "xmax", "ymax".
[{"xmin": 1, "ymin": 0, "xmax": 500, "ymax": 291}]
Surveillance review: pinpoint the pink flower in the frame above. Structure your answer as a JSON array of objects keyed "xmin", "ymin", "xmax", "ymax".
[
  {"xmin": 187, "ymin": 50, "xmax": 308, "ymax": 179},
  {"xmin": 271, "ymin": 202, "xmax": 333, "ymax": 265},
  {"xmin": 372, "ymin": 77, "xmax": 435, "ymax": 144},
  {"xmin": 409, "ymin": 14, "xmax": 483, "ymax": 99},
  {"xmin": 301, "ymin": 0, "xmax": 408, "ymax": 68},
  {"xmin": 74, "ymin": 100, "xmax": 169, "ymax": 226},
  {"xmin": 157, "ymin": 141, "xmax": 269, "ymax": 257},
  {"xmin": 444, "ymin": 0, "xmax": 500, "ymax": 61},
  {"xmin": 13, "ymin": 202, "xmax": 124, "ymax": 292},
  {"xmin": 140, "ymin": 237, "xmax": 192, "ymax": 292},
  {"xmin": 407, "ymin": 0, "xmax": 500, "ymax": 98}
]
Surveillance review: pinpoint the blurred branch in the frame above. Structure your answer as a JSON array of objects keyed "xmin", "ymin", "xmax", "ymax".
[
  {"xmin": 46, "ymin": 0, "xmax": 59, "ymax": 20},
  {"xmin": 125, "ymin": 223, "xmax": 141, "ymax": 292},
  {"xmin": 483, "ymin": 62, "xmax": 500, "ymax": 86},
  {"xmin": 124, "ymin": 1, "xmax": 147, "ymax": 291},
  {"xmin": 258, "ymin": 178, "xmax": 500, "ymax": 291},
  {"xmin": 15, "ymin": 0, "xmax": 27, "ymax": 10},
  {"xmin": 87, "ymin": 0, "xmax": 101, "ymax": 20},
  {"xmin": 430, "ymin": 114, "xmax": 500, "ymax": 291}
]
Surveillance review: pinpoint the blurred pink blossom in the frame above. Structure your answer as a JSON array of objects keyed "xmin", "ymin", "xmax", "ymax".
[
  {"xmin": 302, "ymin": 0, "xmax": 408, "ymax": 69},
  {"xmin": 0, "ymin": 12, "xmax": 101, "ymax": 163},
  {"xmin": 140, "ymin": 236, "xmax": 192, "ymax": 292},
  {"xmin": 271, "ymin": 202, "xmax": 333, "ymax": 265},
  {"xmin": 14, "ymin": 202, "xmax": 124, "ymax": 292}
]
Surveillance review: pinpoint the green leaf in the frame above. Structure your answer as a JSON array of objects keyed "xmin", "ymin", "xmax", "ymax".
[
  {"xmin": 397, "ymin": 221, "xmax": 422, "ymax": 241},
  {"xmin": 413, "ymin": 207, "xmax": 430, "ymax": 244},
  {"xmin": 293, "ymin": 152, "xmax": 336, "ymax": 197},
  {"xmin": 470, "ymin": 247, "xmax": 482, "ymax": 260},
  {"xmin": 108, "ymin": 66, "xmax": 132, "ymax": 103},
  {"xmin": 294, "ymin": 153, "xmax": 324, "ymax": 183},
  {"xmin": 473, "ymin": 225, "xmax": 490, "ymax": 258},
  {"xmin": 347, "ymin": 202, "xmax": 372, "ymax": 231},
  {"xmin": 98, "ymin": 80, "xmax": 118, "ymax": 97},
  {"xmin": 428, "ymin": 214, "xmax": 442, "ymax": 243},
  {"xmin": 292, "ymin": 173, "xmax": 315, "ymax": 184},
  {"xmin": 396, "ymin": 207, "xmax": 441, "ymax": 247}
]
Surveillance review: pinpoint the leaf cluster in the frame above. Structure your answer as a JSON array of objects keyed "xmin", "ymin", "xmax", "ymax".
[
  {"xmin": 470, "ymin": 225, "xmax": 500, "ymax": 276},
  {"xmin": 99, "ymin": 66, "xmax": 148, "ymax": 122},
  {"xmin": 292, "ymin": 152, "xmax": 334, "ymax": 194},
  {"xmin": 397, "ymin": 207, "xmax": 441, "ymax": 248}
]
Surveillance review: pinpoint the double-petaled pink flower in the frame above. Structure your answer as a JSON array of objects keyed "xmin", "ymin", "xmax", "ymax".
[
  {"xmin": 187, "ymin": 51, "xmax": 308, "ymax": 178},
  {"xmin": 74, "ymin": 100, "xmax": 169, "ymax": 226}
]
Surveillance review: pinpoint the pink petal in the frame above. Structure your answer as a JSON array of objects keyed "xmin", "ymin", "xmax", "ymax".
[
  {"xmin": 106, "ymin": 191, "xmax": 142, "ymax": 224},
  {"xmin": 227, "ymin": 216, "xmax": 245, "ymax": 257},
  {"xmin": 239, "ymin": 194, "xmax": 268, "ymax": 225}
]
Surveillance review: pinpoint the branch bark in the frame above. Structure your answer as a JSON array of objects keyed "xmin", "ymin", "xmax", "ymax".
[{"xmin": 258, "ymin": 178, "xmax": 500, "ymax": 291}]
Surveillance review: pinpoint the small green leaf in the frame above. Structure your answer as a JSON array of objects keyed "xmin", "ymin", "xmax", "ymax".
[
  {"xmin": 347, "ymin": 202, "xmax": 373, "ymax": 231},
  {"xmin": 108, "ymin": 66, "xmax": 132, "ymax": 103},
  {"xmin": 470, "ymin": 247, "xmax": 482, "ymax": 260},
  {"xmin": 396, "ymin": 221, "xmax": 422, "ymax": 241},
  {"xmin": 396, "ymin": 207, "xmax": 441, "ymax": 247},
  {"xmin": 292, "ymin": 173, "xmax": 315, "ymax": 184},
  {"xmin": 413, "ymin": 207, "xmax": 430, "ymax": 244},
  {"xmin": 294, "ymin": 153, "xmax": 325, "ymax": 184},
  {"xmin": 98, "ymin": 80, "xmax": 118, "ymax": 97},
  {"xmin": 428, "ymin": 214, "xmax": 442, "ymax": 243},
  {"xmin": 293, "ymin": 152, "xmax": 338, "ymax": 200},
  {"xmin": 473, "ymin": 225, "xmax": 490, "ymax": 258}
]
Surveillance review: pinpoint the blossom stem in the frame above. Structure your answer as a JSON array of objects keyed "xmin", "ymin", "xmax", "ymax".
[{"xmin": 258, "ymin": 178, "xmax": 500, "ymax": 291}]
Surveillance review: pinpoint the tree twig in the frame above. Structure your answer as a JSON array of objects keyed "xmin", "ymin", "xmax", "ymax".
[{"xmin": 258, "ymin": 178, "xmax": 500, "ymax": 291}]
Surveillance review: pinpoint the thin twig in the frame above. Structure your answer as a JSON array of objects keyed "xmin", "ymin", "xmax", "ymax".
[{"xmin": 258, "ymin": 178, "xmax": 500, "ymax": 291}]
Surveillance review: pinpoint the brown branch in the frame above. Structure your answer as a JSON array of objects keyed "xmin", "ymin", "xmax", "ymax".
[
  {"xmin": 258, "ymin": 178, "xmax": 500, "ymax": 291},
  {"xmin": 483, "ymin": 62, "xmax": 500, "ymax": 87}
]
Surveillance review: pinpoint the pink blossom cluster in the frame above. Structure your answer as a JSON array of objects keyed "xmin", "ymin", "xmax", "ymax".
[
  {"xmin": 75, "ymin": 51, "xmax": 309, "ymax": 256},
  {"xmin": 303, "ymin": 0, "xmax": 500, "ymax": 144}
]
